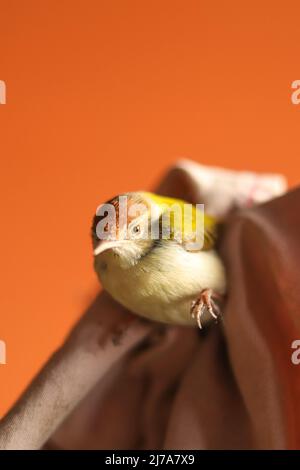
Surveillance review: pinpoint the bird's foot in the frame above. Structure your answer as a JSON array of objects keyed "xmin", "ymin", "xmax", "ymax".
[{"xmin": 190, "ymin": 288, "xmax": 222, "ymax": 329}]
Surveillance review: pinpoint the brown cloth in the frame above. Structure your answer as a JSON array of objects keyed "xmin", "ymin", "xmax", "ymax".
[{"xmin": 1, "ymin": 161, "xmax": 299, "ymax": 450}]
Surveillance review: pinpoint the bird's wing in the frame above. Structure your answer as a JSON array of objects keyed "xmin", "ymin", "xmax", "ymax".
[{"xmin": 144, "ymin": 192, "xmax": 218, "ymax": 252}]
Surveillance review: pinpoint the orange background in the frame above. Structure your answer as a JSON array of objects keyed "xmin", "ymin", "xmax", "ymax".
[{"xmin": 0, "ymin": 0, "xmax": 299, "ymax": 417}]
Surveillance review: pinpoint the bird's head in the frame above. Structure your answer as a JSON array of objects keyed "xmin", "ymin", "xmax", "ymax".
[{"xmin": 92, "ymin": 192, "xmax": 159, "ymax": 268}]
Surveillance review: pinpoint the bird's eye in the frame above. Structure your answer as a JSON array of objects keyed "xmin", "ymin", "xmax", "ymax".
[{"xmin": 132, "ymin": 225, "xmax": 140, "ymax": 234}]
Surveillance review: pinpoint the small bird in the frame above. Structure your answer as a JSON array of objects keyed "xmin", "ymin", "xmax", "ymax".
[{"xmin": 92, "ymin": 192, "xmax": 226, "ymax": 329}]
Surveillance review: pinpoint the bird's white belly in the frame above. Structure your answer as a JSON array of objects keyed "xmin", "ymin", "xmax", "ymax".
[{"xmin": 97, "ymin": 244, "xmax": 226, "ymax": 326}]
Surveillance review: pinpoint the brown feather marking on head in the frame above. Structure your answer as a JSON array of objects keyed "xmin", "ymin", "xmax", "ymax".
[
  {"xmin": 91, "ymin": 195, "xmax": 120, "ymax": 244},
  {"xmin": 91, "ymin": 193, "xmax": 150, "ymax": 244}
]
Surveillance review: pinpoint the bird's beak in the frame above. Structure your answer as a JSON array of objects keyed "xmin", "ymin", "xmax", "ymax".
[{"xmin": 93, "ymin": 239, "xmax": 129, "ymax": 256}]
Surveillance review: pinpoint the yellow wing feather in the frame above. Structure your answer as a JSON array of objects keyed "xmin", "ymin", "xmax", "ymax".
[{"xmin": 143, "ymin": 192, "xmax": 218, "ymax": 251}]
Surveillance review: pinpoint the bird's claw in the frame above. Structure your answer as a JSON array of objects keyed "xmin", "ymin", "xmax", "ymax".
[{"xmin": 190, "ymin": 288, "xmax": 222, "ymax": 329}]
